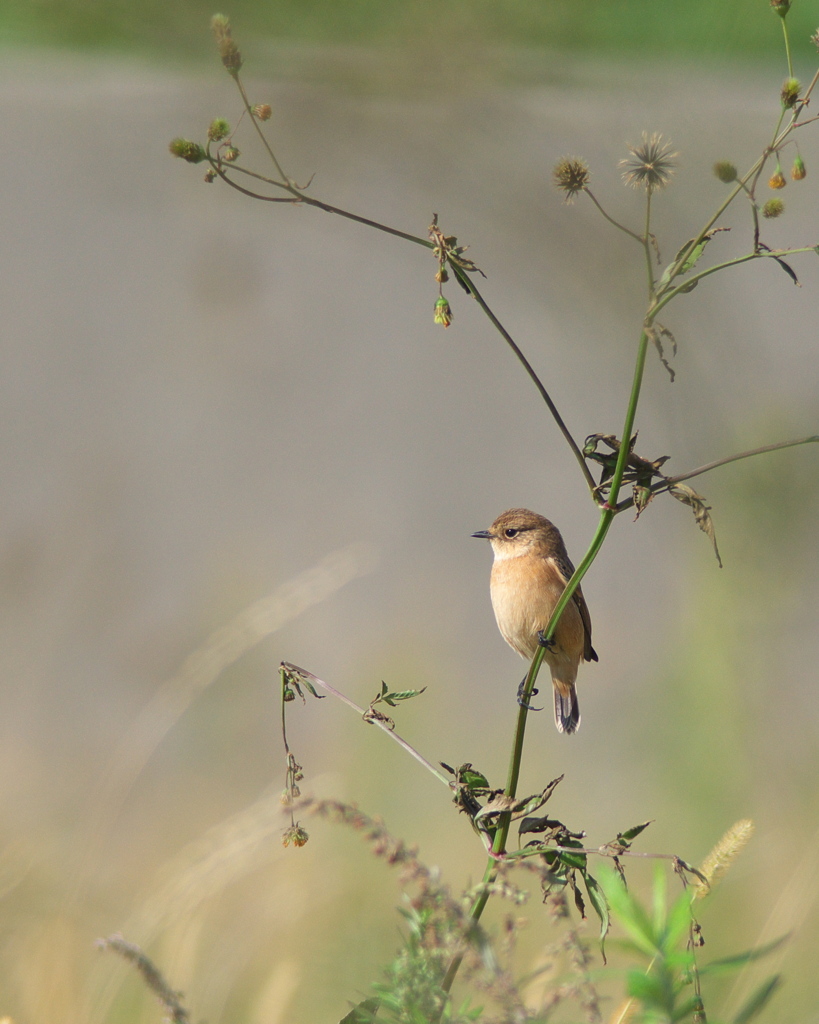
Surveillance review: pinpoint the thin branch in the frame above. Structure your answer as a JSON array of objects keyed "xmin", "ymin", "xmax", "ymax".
[
  {"xmin": 450, "ymin": 264, "xmax": 597, "ymax": 493},
  {"xmin": 660, "ymin": 435, "xmax": 819, "ymax": 489},
  {"xmin": 612, "ymin": 435, "xmax": 819, "ymax": 512},
  {"xmin": 280, "ymin": 662, "xmax": 450, "ymax": 786},
  {"xmin": 583, "ymin": 188, "xmax": 645, "ymax": 244}
]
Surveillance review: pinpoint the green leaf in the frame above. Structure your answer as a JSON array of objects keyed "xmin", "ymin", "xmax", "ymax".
[
  {"xmin": 380, "ymin": 687, "xmax": 427, "ymax": 706},
  {"xmin": 583, "ymin": 871, "xmax": 610, "ymax": 957},
  {"xmin": 599, "ymin": 869, "xmax": 661, "ymax": 958},
  {"xmin": 618, "ymin": 821, "xmax": 652, "ymax": 843},
  {"xmin": 663, "ymin": 889, "xmax": 696, "ymax": 954},
  {"xmin": 299, "ymin": 676, "xmax": 323, "ymax": 698},
  {"xmin": 702, "ymin": 933, "xmax": 790, "ymax": 974},
  {"xmin": 339, "ymin": 996, "xmax": 380, "ymax": 1023},
  {"xmin": 771, "ymin": 254, "xmax": 799, "ymax": 286},
  {"xmin": 558, "ymin": 849, "xmax": 587, "ymax": 871},
  {"xmin": 460, "ymin": 767, "xmax": 490, "ymax": 790},
  {"xmin": 626, "ymin": 969, "xmax": 667, "ymax": 1007},
  {"xmin": 732, "ymin": 975, "xmax": 782, "ymax": 1024}
]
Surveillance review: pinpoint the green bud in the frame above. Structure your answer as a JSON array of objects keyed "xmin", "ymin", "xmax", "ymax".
[
  {"xmin": 207, "ymin": 118, "xmax": 231, "ymax": 141},
  {"xmin": 169, "ymin": 138, "xmax": 206, "ymax": 163},
  {"xmin": 781, "ymin": 77, "xmax": 800, "ymax": 108},
  {"xmin": 713, "ymin": 160, "xmax": 737, "ymax": 183},
  {"xmin": 433, "ymin": 296, "xmax": 453, "ymax": 328},
  {"xmin": 762, "ymin": 198, "xmax": 785, "ymax": 218}
]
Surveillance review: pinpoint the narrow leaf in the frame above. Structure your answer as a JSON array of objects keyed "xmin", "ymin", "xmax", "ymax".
[
  {"xmin": 732, "ymin": 975, "xmax": 782, "ymax": 1024},
  {"xmin": 340, "ymin": 997, "xmax": 380, "ymax": 1023},
  {"xmin": 584, "ymin": 871, "xmax": 611, "ymax": 958},
  {"xmin": 380, "ymin": 687, "xmax": 427, "ymax": 706},
  {"xmin": 702, "ymin": 933, "xmax": 790, "ymax": 974},
  {"xmin": 619, "ymin": 821, "xmax": 652, "ymax": 843},
  {"xmin": 771, "ymin": 255, "xmax": 800, "ymax": 286}
]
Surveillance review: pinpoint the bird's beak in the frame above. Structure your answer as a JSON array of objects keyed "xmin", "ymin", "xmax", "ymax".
[{"xmin": 471, "ymin": 530, "xmax": 491, "ymax": 539}]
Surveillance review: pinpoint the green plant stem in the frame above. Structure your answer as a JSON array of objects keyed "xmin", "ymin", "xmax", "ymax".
[
  {"xmin": 442, "ymin": 329, "xmax": 652, "ymax": 1000},
  {"xmin": 584, "ymin": 188, "xmax": 645, "ymax": 244},
  {"xmin": 644, "ymin": 188, "xmax": 655, "ymax": 298},
  {"xmin": 666, "ymin": 66, "xmax": 819, "ymax": 289},
  {"xmin": 653, "ymin": 247, "xmax": 816, "ymax": 315},
  {"xmin": 782, "ymin": 17, "xmax": 793, "ymax": 79},
  {"xmin": 233, "ymin": 75, "xmax": 291, "ymax": 183}
]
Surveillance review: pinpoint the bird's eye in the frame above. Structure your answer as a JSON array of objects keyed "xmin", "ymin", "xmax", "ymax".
[{"xmin": 504, "ymin": 528, "xmax": 519, "ymax": 538}]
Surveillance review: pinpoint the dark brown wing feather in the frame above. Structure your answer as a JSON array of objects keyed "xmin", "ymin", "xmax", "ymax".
[{"xmin": 553, "ymin": 552, "xmax": 598, "ymax": 664}]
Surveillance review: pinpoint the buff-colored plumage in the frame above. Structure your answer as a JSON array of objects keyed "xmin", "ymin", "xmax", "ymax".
[{"xmin": 473, "ymin": 508, "xmax": 597, "ymax": 734}]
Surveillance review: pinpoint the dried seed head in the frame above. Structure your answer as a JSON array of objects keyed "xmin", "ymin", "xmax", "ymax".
[
  {"xmin": 694, "ymin": 819, "xmax": 755, "ymax": 898},
  {"xmin": 204, "ymin": 169, "xmax": 217, "ymax": 183},
  {"xmin": 211, "ymin": 13, "xmax": 243, "ymax": 75},
  {"xmin": 282, "ymin": 824, "xmax": 309, "ymax": 847},
  {"xmin": 781, "ymin": 77, "xmax": 800, "ymax": 108},
  {"xmin": 791, "ymin": 155, "xmax": 806, "ymax": 180},
  {"xmin": 222, "ymin": 146, "xmax": 240, "ymax": 162},
  {"xmin": 620, "ymin": 132, "xmax": 677, "ymax": 192},
  {"xmin": 552, "ymin": 157, "xmax": 590, "ymax": 202},
  {"xmin": 713, "ymin": 160, "xmax": 738, "ymax": 183},
  {"xmin": 169, "ymin": 138, "xmax": 206, "ymax": 163},
  {"xmin": 253, "ymin": 104, "xmax": 272, "ymax": 121},
  {"xmin": 762, "ymin": 198, "xmax": 785, "ymax": 218}
]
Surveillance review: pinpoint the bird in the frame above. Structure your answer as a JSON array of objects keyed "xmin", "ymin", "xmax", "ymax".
[{"xmin": 472, "ymin": 508, "xmax": 598, "ymax": 734}]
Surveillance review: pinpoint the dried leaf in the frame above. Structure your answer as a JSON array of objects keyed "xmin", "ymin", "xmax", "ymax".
[
  {"xmin": 645, "ymin": 322, "xmax": 677, "ymax": 381},
  {"xmin": 669, "ymin": 483, "xmax": 723, "ymax": 567},
  {"xmin": 771, "ymin": 255, "xmax": 800, "ymax": 286}
]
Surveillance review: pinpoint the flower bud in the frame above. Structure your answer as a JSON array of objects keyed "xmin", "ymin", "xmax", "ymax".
[
  {"xmin": 791, "ymin": 155, "xmax": 806, "ymax": 180},
  {"xmin": 169, "ymin": 138, "xmax": 206, "ymax": 163},
  {"xmin": 762, "ymin": 198, "xmax": 785, "ymax": 218},
  {"xmin": 207, "ymin": 118, "xmax": 231, "ymax": 141},
  {"xmin": 433, "ymin": 296, "xmax": 453, "ymax": 328},
  {"xmin": 713, "ymin": 160, "xmax": 737, "ymax": 183},
  {"xmin": 781, "ymin": 77, "xmax": 800, "ymax": 108},
  {"xmin": 768, "ymin": 169, "xmax": 786, "ymax": 189},
  {"xmin": 770, "ymin": 0, "xmax": 791, "ymax": 16}
]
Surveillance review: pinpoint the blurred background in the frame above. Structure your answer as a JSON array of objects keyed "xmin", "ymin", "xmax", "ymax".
[{"xmin": 2, "ymin": 1, "xmax": 819, "ymax": 1021}]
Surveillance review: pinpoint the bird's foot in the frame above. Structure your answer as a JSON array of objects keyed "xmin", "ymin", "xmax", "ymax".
[
  {"xmin": 517, "ymin": 676, "xmax": 543, "ymax": 712},
  {"xmin": 537, "ymin": 630, "xmax": 556, "ymax": 650}
]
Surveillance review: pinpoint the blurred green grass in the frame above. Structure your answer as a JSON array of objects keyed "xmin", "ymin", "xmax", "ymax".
[{"xmin": 5, "ymin": 0, "xmax": 819, "ymax": 63}]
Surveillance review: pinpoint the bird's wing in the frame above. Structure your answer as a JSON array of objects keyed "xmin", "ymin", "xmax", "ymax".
[{"xmin": 554, "ymin": 552, "xmax": 598, "ymax": 663}]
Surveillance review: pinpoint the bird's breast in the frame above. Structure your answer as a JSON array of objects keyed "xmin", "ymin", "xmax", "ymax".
[{"xmin": 489, "ymin": 554, "xmax": 572, "ymax": 659}]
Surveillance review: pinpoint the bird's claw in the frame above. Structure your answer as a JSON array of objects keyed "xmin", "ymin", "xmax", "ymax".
[
  {"xmin": 517, "ymin": 677, "xmax": 543, "ymax": 712},
  {"xmin": 537, "ymin": 630, "xmax": 556, "ymax": 650}
]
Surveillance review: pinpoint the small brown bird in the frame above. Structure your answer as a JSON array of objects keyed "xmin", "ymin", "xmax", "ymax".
[{"xmin": 472, "ymin": 508, "xmax": 598, "ymax": 734}]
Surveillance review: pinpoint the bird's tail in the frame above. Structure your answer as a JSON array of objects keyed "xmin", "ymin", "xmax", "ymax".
[{"xmin": 554, "ymin": 684, "xmax": 580, "ymax": 734}]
